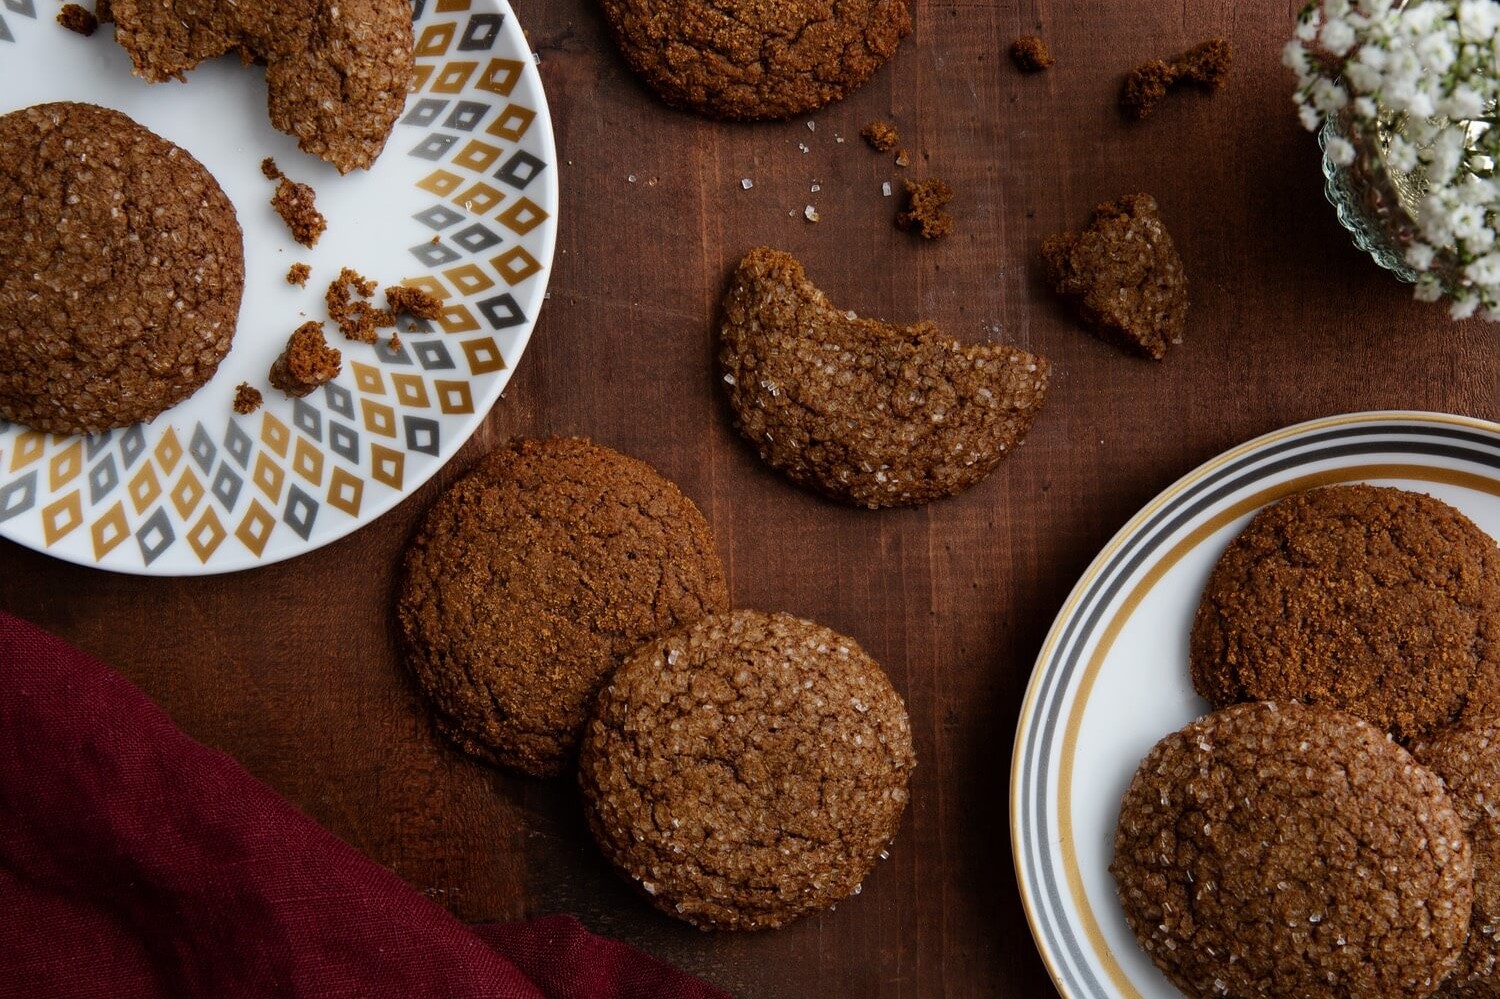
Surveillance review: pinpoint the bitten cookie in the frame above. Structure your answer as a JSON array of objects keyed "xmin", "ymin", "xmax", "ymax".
[
  {"xmin": 1042, "ymin": 193, "xmax": 1187, "ymax": 360},
  {"xmin": 1113, "ymin": 701, "xmax": 1473, "ymax": 999},
  {"xmin": 1412, "ymin": 715, "xmax": 1500, "ymax": 997},
  {"xmin": 0, "ymin": 102, "xmax": 243, "ymax": 435},
  {"xmin": 596, "ymin": 0, "xmax": 911, "ymax": 120},
  {"xmin": 111, "ymin": 0, "xmax": 414, "ymax": 173},
  {"xmin": 579, "ymin": 610, "xmax": 916, "ymax": 931},
  {"xmin": 1190, "ymin": 484, "xmax": 1500, "ymax": 741},
  {"xmin": 718, "ymin": 247, "xmax": 1049, "ymax": 509},
  {"xmin": 397, "ymin": 437, "xmax": 729, "ymax": 777}
]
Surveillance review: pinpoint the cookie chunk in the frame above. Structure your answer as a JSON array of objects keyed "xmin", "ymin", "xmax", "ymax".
[
  {"xmin": 269, "ymin": 322, "xmax": 340, "ymax": 397},
  {"xmin": 1413, "ymin": 716, "xmax": 1500, "ymax": 996},
  {"xmin": 57, "ymin": 3, "xmax": 98, "ymax": 35},
  {"xmin": 1009, "ymin": 35, "xmax": 1053, "ymax": 72},
  {"xmin": 861, "ymin": 120, "xmax": 899, "ymax": 152},
  {"xmin": 385, "ymin": 285, "xmax": 444, "ymax": 321},
  {"xmin": 1114, "ymin": 701, "xmax": 1472, "ymax": 999},
  {"xmin": 579, "ymin": 610, "xmax": 916, "ymax": 931},
  {"xmin": 1042, "ymin": 193, "xmax": 1187, "ymax": 360},
  {"xmin": 270, "ymin": 176, "xmax": 326, "ymax": 248},
  {"xmin": 232, "ymin": 383, "xmax": 263, "ymax": 415},
  {"xmin": 398, "ymin": 437, "xmax": 730, "ymax": 777},
  {"xmin": 718, "ymin": 248, "xmax": 1049, "ymax": 509},
  {"xmin": 1121, "ymin": 38, "xmax": 1232, "ymax": 119},
  {"xmin": 111, "ymin": 0, "xmax": 414, "ymax": 172},
  {"xmin": 597, "ymin": 0, "xmax": 912, "ymax": 120},
  {"xmin": 896, "ymin": 178, "xmax": 954, "ymax": 239},
  {"xmin": 1191, "ymin": 484, "xmax": 1500, "ymax": 742},
  {"xmin": 0, "ymin": 102, "xmax": 243, "ymax": 435}
]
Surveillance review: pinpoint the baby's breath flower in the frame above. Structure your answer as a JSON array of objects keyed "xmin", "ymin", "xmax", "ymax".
[{"xmin": 1292, "ymin": 0, "xmax": 1500, "ymax": 318}]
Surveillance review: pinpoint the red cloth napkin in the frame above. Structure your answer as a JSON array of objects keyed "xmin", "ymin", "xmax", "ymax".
[{"xmin": 0, "ymin": 610, "xmax": 732, "ymax": 999}]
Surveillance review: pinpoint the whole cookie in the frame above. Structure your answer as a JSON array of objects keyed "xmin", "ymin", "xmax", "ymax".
[
  {"xmin": 112, "ymin": 0, "xmax": 413, "ymax": 173},
  {"xmin": 0, "ymin": 102, "xmax": 243, "ymax": 435},
  {"xmin": 1413, "ymin": 715, "xmax": 1500, "ymax": 997},
  {"xmin": 719, "ymin": 247, "xmax": 1050, "ymax": 509},
  {"xmin": 597, "ymin": 0, "xmax": 912, "ymax": 120},
  {"xmin": 1190, "ymin": 484, "xmax": 1500, "ymax": 741},
  {"xmin": 397, "ymin": 437, "xmax": 729, "ymax": 777},
  {"xmin": 579, "ymin": 610, "xmax": 916, "ymax": 930},
  {"xmin": 1113, "ymin": 701, "xmax": 1473, "ymax": 999}
]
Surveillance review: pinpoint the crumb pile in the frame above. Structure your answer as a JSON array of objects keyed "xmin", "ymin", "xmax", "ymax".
[
  {"xmin": 1121, "ymin": 38, "xmax": 1232, "ymax": 118},
  {"xmin": 269, "ymin": 321, "xmax": 341, "ymax": 397},
  {"xmin": 325, "ymin": 268, "xmax": 394, "ymax": 343},
  {"xmin": 286, "ymin": 262, "xmax": 311, "ymax": 287},
  {"xmin": 232, "ymin": 382, "xmax": 262, "ymax": 415},
  {"xmin": 386, "ymin": 285, "xmax": 444, "ymax": 321}
]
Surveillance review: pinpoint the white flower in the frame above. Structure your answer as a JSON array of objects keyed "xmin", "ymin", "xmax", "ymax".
[
  {"xmin": 1465, "ymin": 225, "xmax": 1497, "ymax": 253},
  {"xmin": 1387, "ymin": 136, "xmax": 1420, "ymax": 173},
  {"xmin": 1449, "ymin": 293, "xmax": 1481, "ymax": 319},
  {"xmin": 1283, "ymin": 38, "xmax": 1311, "ymax": 74},
  {"xmin": 1298, "ymin": 102, "xmax": 1324, "ymax": 132},
  {"xmin": 1465, "ymin": 251, "xmax": 1500, "ymax": 284},
  {"xmin": 1310, "ymin": 77, "xmax": 1350, "ymax": 113},
  {"xmin": 1406, "ymin": 242, "xmax": 1438, "ymax": 270},
  {"xmin": 1458, "ymin": 0, "xmax": 1500, "ymax": 39},
  {"xmin": 1404, "ymin": 2, "xmax": 1445, "ymax": 36},
  {"xmin": 1354, "ymin": 96, "xmax": 1378, "ymax": 118},
  {"xmin": 1325, "ymin": 136, "xmax": 1357, "ymax": 165},
  {"xmin": 1321, "ymin": 17, "xmax": 1359, "ymax": 54},
  {"xmin": 1415, "ymin": 275, "xmax": 1446, "ymax": 302}
]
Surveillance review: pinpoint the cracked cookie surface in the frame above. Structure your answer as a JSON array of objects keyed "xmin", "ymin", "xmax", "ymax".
[
  {"xmin": 0, "ymin": 102, "xmax": 243, "ymax": 435},
  {"xmin": 111, "ymin": 0, "xmax": 414, "ymax": 173},
  {"xmin": 1190, "ymin": 484, "xmax": 1500, "ymax": 741},
  {"xmin": 718, "ymin": 247, "xmax": 1049, "ymax": 508},
  {"xmin": 1113, "ymin": 701, "xmax": 1472, "ymax": 999},
  {"xmin": 597, "ymin": 0, "xmax": 912, "ymax": 120},
  {"xmin": 397, "ymin": 437, "xmax": 729, "ymax": 777},
  {"xmin": 1414, "ymin": 715, "xmax": 1500, "ymax": 997},
  {"xmin": 579, "ymin": 609, "xmax": 916, "ymax": 930}
]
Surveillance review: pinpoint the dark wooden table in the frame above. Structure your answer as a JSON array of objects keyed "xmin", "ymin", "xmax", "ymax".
[{"xmin": 3, "ymin": 2, "xmax": 1497, "ymax": 996}]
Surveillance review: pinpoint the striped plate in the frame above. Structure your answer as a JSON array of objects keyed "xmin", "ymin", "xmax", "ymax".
[{"xmin": 1011, "ymin": 410, "xmax": 1500, "ymax": 999}]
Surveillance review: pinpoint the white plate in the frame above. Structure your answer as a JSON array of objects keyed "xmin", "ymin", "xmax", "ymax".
[
  {"xmin": 1010, "ymin": 410, "xmax": 1500, "ymax": 999},
  {"xmin": 0, "ymin": 0, "xmax": 557, "ymax": 574}
]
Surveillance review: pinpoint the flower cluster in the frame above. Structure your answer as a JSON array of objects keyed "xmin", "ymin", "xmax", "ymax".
[{"xmin": 1287, "ymin": 0, "xmax": 1500, "ymax": 318}]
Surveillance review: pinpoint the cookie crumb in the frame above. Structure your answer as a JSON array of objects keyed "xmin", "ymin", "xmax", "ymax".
[
  {"xmin": 269, "ymin": 322, "xmax": 341, "ymax": 397},
  {"xmin": 430, "ymin": 234, "xmax": 440, "ymax": 245},
  {"xmin": 1121, "ymin": 38, "xmax": 1232, "ymax": 119},
  {"xmin": 286, "ymin": 262, "xmax": 311, "ymax": 287},
  {"xmin": 385, "ymin": 285, "xmax": 444, "ymax": 321},
  {"xmin": 896, "ymin": 179, "xmax": 954, "ymax": 239},
  {"xmin": 894, "ymin": 147, "xmax": 910, "ymax": 169},
  {"xmin": 388, "ymin": 331, "xmax": 402, "ymax": 352},
  {"xmin": 94, "ymin": 0, "xmax": 112, "ymax": 23},
  {"xmin": 232, "ymin": 382, "xmax": 262, "ymax": 415},
  {"xmin": 260, "ymin": 157, "xmax": 282, "ymax": 181},
  {"xmin": 271, "ymin": 176, "xmax": 327, "ymax": 248},
  {"xmin": 861, "ymin": 120, "xmax": 899, "ymax": 153},
  {"xmin": 57, "ymin": 4, "xmax": 97, "ymax": 36},
  {"xmin": 326, "ymin": 268, "xmax": 393, "ymax": 343},
  {"xmin": 1010, "ymin": 35, "xmax": 1054, "ymax": 72}
]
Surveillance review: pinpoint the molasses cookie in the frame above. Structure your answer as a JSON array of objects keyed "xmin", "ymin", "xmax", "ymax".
[
  {"xmin": 579, "ymin": 610, "xmax": 915, "ymax": 931},
  {"xmin": 111, "ymin": 0, "xmax": 414, "ymax": 172},
  {"xmin": 398, "ymin": 438, "xmax": 729, "ymax": 777},
  {"xmin": 1190, "ymin": 484, "xmax": 1500, "ymax": 741},
  {"xmin": 597, "ymin": 0, "xmax": 912, "ymax": 120},
  {"xmin": 718, "ymin": 247, "xmax": 1049, "ymax": 509},
  {"xmin": 1413, "ymin": 715, "xmax": 1500, "ymax": 997},
  {"xmin": 1042, "ymin": 193, "xmax": 1187, "ymax": 360},
  {"xmin": 0, "ymin": 102, "xmax": 243, "ymax": 436},
  {"xmin": 1114, "ymin": 701, "xmax": 1472, "ymax": 999}
]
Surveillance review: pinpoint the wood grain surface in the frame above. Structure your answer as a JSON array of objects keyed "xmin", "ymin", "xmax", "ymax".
[{"xmin": 2, "ymin": 2, "xmax": 1498, "ymax": 997}]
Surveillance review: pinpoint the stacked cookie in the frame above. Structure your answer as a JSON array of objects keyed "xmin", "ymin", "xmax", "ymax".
[
  {"xmin": 397, "ymin": 437, "xmax": 916, "ymax": 930},
  {"xmin": 1113, "ymin": 484, "xmax": 1500, "ymax": 999}
]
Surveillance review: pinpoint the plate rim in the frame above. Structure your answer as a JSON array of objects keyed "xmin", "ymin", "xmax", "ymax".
[
  {"xmin": 0, "ymin": 0, "xmax": 559, "ymax": 576},
  {"xmin": 1009, "ymin": 408, "xmax": 1500, "ymax": 999}
]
